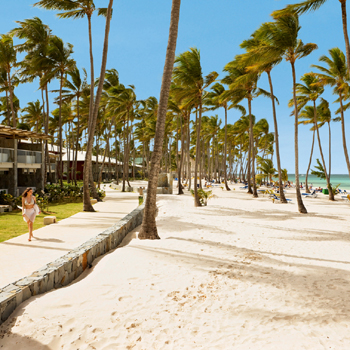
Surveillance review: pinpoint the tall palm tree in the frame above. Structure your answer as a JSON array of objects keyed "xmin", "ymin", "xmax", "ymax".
[
  {"xmin": 222, "ymin": 59, "xmax": 262, "ymax": 197},
  {"xmin": 239, "ymin": 27, "xmax": 287, "ymax": 203},
  {"xmin": 41, "ymin": 36, "xmax": 75, "ymax": 187},
  {"xmin": 138, "ymin": 0, "xmax": 181, "ymax": 239},
  {"xmin": 293, "ymin": 73, "xmax": 334, "ymax": 199},
  {"xmin": 34, "ymin": 0, "xmax": 108, "ymax": 131},
  {"xmin": 312, "ymin": 48, "xmax": 350, "ymax": 180},
  {"xmin": 82, "ymin": 0, "xmax": 114, "ymax": 211},
  {"xmin": 205, "ymin": 83, "xmax": 245, "ymax": 190},
  {"xmin": 172, "ymin": 48, "xmax": 218, "ymax": 206},
  {"xmin": 61, "ymin": 67, "xmax": 87, "ymax": 183},
  {"xmin": 0, "ymin": 35, "xmax": 17, "ymax": 127},
  {"xmin": 251, "ymin": 13, "xmax": 317, "ymax": 213},
  {"xmin": 275, "ymin": 0, "xmax": 350, "ymax": 80}
]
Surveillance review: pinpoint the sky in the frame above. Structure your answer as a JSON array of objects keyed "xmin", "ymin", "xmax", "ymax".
[{"xmin": 0, "ymin": 0, "xmax": 348, "ymax": 174}]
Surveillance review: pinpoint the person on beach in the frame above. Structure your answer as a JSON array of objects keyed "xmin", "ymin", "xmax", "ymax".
[{"xmin": 21, "ymin": 187, "xmax": 37, "ymax": 241}]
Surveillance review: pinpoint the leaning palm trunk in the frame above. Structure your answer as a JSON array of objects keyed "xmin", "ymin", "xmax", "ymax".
[
  {"xmin": 305, "ymin": 130, "xmax": 315, "ymax": 193},
  {"xmin": 313, "ymin": 101, "xmax": 334, "ymax": 200},
  {"xmin": 83, "ymin": 0, "xmax": 113, "ymax": 212},
  {"xmin": 291, "ymin": 62, "xmax": 307, "ymax": 213},
  {"xmin": 267, "ymin": 70, "xmax": 286, "ymax": 202},
  {"xmin": 138, "ymin": 0, "xmax": 181, "ymax": 239},
  {"xmin": 328, "ymin": 121, "xmax": 331, "ymax": 183},
  {"xmin": 187, "ymin": 119, "xmax": 191, "ymax": 191},
  {"xmin": 338, "ymin": 93, "xmax": 350, "ymax": 178}
]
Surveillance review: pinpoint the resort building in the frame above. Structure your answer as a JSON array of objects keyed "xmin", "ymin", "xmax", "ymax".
[{"xmin": 0, "ymin": 125, "xmax": 51, "ymax": 196}]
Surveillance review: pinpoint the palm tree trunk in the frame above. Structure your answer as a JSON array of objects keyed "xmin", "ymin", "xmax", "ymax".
[
  {"xmin": 312, "ymin": 101, "xmax": 334, "ymax": 200},
  {"xmin": 58, "ymin": 73, "xmax": 64, "ymax": 188},
  {"xmin": 338, "ymin": 93, "xmax": 350, "ymax": 178},
  {"xmin": 178, "ymin": 115, "xmax": 184, "ymax": 195},
  {"xmin": 74, "ymin": 95, "xmax": 80, "ymax": 184},
  {"xmin": 340, "ymin": 0, "xmax": 350, "ymax": 80},
  {"xmin": 248, "ymin": 98, "xmax": 258, "ymax": 197},
  {"xmin": 83, "ymin": 0, "xmax": 113, "ymax": 211},
  {"xmin": 45, "ymin": 85, "xmax": 52, "ymax": 182},
  {"xmin": 267, "ymin": 70, "xmax": 286, "ymax": 202},
  {"xmin": 7, "ymin": 69, "xmax": 15, "ymax": 128},
  {"xmin": 328, "ymin": 121, "xmax": 331, "ymax": 184},
  {"xmin": 122, "ymin": 120, "xmax": 126, "ymax": 191},
  {"xmin": 139, "ymin": 0, "xmax": 181, "ymax": 239},
  {"xmin": 187, "ymin": 118, "xmax": 191, "ymax": 191},
  {"xmin": 305, "ymin": 130, "xmax": 315, "ymax": 193},
  {"xmin": 291, "ymin": 62, "xmax": 307, "ymax": 213},
  {"xmin": 194, "ymin": 103, "xmax": 202, "ymax": 206},
  {"xmin": 224, "ymin": 105, "xmax": 230, "ymax": 190}
]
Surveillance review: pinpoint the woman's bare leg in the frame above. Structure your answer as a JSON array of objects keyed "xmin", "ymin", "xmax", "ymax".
[{"xmin": 28, "ymin": 221, "xmax": 32, "ymax": 241}]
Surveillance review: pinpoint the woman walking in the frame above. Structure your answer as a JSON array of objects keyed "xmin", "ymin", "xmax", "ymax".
[{"xmin": 22, "ymin": 188, "xmax": 38, "ymax": 241}]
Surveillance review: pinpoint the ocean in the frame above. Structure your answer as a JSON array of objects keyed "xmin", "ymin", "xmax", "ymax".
[{"xmin": 287, "ymin": 174, "xmax": 350, "ymax": 190}]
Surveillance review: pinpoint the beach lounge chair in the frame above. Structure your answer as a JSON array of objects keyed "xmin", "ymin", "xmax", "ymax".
[
  {"xmin": 302, "ymin": 190, "xmax": 318, "ymax": 198},
  {"xmin": 341, "ymin": 195, "xmax": 350, "ymax": 201},
  {"xmin": 271, "ymin": 194, "xmax": 292, "ymax": 202},
  {"xmin": 240, "ymin": 185, "xmax": 248, "ymax": 189}
]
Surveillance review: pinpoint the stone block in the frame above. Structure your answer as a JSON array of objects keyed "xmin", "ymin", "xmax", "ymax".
[
  {"xmin": 91, "ymin": 198, "xmax": 98, "ymax": 204},
  {"xmin": 43, "ymin": 216, "xmax": 56, "ymax": 225}
]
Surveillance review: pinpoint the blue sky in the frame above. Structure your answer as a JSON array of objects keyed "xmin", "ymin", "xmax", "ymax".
[{"xmin": 0, "ymin": 0, "xmax": 348, "ymax": 174}]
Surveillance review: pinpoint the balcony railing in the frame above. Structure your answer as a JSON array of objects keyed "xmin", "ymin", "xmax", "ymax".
[
  {"xmin": 0, "ymin": 148, "xmax": 14, "ymax": 163},
  {"xmin": 17, "ymin": 150, "xmax": 42, "ymax": 164}
]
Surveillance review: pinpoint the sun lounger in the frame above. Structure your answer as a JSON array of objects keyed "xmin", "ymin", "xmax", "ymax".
[
  {"xmin": 341, "ymin": 195, "xmax": 350, "ymax": 201},
  {"xmin": 240, "ymin": 185, "xmax": 248, "ymax": 189},
  {"xmin": 271, "ymin": 194, "xmax": 292, "ymax": 202},
  {"xmin": 302, "ymin": 190, "xmax": 318, "ymax": 198}
]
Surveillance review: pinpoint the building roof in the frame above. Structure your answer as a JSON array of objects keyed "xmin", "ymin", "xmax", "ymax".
[
  {"xmin": 0, "ymin": 125, "xmax": 52, "ymax": 140},
  {"xmin": 48, "ymin": 145, "xmax": 141, "ymax": 167}
]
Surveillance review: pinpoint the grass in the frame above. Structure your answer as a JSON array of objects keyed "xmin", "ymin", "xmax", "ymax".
[{"xmin": 0, "ymin": 202, "xmax": 84, "ymax": 243}]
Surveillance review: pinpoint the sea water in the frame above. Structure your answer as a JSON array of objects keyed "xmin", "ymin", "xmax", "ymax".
[{"xmin": 287, "ymin": 174, "xmax": 350, "ymax": 190}]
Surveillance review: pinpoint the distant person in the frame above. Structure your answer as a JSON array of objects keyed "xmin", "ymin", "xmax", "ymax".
[{"xmin": 22, "ymin": 188, "xmax": 38, "ymax": 241}]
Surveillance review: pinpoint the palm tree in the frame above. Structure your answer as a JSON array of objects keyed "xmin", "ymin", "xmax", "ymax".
[
  {"xmin": 41, "ymin": 36, "xmax": 75, "ymax": 187},
  {"xmin": 21, "ymin": 100, "xmax": 43, "ymax": 133},
  {"xmin": 257, "ymin": 157, "xmax": 276, "ymax": 183},
  {"xmin": 61, "ymin": 67, "xmax": 87, "ymax": 184},
  {"xmin": 251, "ymin": 13, "xmax": 317, "ymax": 213},
  {"xmin": 222, "ymin": 59, "xmax": 261, "ymax": 197},
  {"xmin": 138, "ymin": 0, "xmax": 181, "ymax": 239},
  {"xmin": 293, "ymin": 73, "xmax": 334, "ymax": 200},
  {"xmin": 206, "ymin": 83, "xmax": 245, "ymax": 190},
  {"xmin": 312, "ymin": 48, "xmax": 350, "ymax": 180},
  {"xmin": 240, "ymin": 26, "xmax": 287, "ymax": 203},
  {"xmin": 82, "ymin": 0, "xmax": 114, "ymax": 211},
  {"xmin": 0, "ymin": 35, "xmax": 17, "ymax": 127},
  {"xmin": 274, "ymin": 0, "xmax": 350, "ymax": 80},
  {"xmin": 172, "ymin": 48, "xmax": 218, "ymax": 206}
]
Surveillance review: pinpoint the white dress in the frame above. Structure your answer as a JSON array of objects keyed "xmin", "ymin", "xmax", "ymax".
[{"xmin": 23, "ymin": 196, "xmax": 36, "ymax": 223}]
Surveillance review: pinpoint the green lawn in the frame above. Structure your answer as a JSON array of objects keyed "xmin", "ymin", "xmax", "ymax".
[{"xmin": 0, "ymin": 202, "xmax": 84, "ymax": 242}]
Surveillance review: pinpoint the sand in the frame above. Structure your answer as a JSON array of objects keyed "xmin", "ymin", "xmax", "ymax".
[{"xmin": 1, "ymin": 183, "xmax": 350, "ymax": 349}]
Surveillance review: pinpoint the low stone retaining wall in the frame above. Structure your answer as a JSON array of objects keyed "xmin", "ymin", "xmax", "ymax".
[{"xmin": 0, "ymin": 203, "xmax": 145, "ymax": 325}]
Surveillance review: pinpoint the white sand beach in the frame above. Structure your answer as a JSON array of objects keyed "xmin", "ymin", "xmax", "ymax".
[{"xmin": 1, "ymin": 184, "xmax": 350, "ymax": 349}]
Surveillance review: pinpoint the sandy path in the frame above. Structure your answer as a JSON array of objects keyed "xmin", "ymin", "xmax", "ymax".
[{"xmin": 1, "ymin": 186, "xmax": 350, "ymax": 349}]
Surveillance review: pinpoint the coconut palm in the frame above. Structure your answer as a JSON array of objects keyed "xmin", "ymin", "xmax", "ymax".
[
  {"xmin": 239, "ymin": 26, "xmax": 287, "ymax": 203},
  {"xmin": 274, "ymin": 0, "xmax": 350, "ymax": 80},
  {"xmin": 251, "ymin": 13, "xmax": 317, "ymax": 213},
  {"xmin": 138, "ymin": 0, "xmax": 181, "ymax": 239},
  {"xmin": 21, "ymin": 100, "xmax": 43, "ymax": 133},
  {"xmin": 0, "ymin": 35, "xmax": 17, "ymax": 127},
  {"xmin": 172, "ymin": 48, "xmax": 218, "ymax": 206},
  {"xmin": 293, "ymin": 73, "xmax": 334, "ymax": 200},
  {"xmin": 257, "ymin": 157, "xmax": 276, "ymax": 183},
  {"xmin": 41, "ymin": 36, "xmax": 75, "ymax": 187},
  {"xmin": 312, "ymin": 47, "xmax": 350, "ymax": 180},
  {"xmin": 61, "ymin": 67, "xmax": 87, "ymax": 183}
]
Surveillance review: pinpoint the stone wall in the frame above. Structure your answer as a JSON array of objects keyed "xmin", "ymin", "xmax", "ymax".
[{"xmin": 0, "ymin": 203, "xmax": 145, "ymax": 325}]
